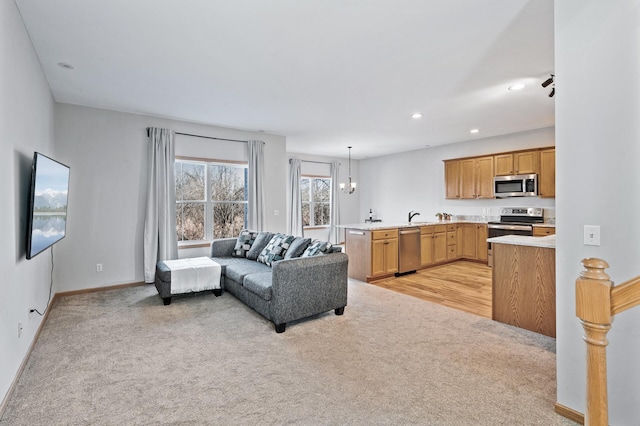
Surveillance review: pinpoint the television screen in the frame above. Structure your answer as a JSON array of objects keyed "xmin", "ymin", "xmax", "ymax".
[{"xmin": 26, "ymin": 152, "xmax": 70, "ymax": 259}]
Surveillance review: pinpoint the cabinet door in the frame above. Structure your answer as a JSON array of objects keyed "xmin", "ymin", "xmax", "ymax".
[
  {"xmin": 514, "ymin": 151, "xmax": 539, "ymax": 174},
  {"xmin": 459, "ymin": 159, "xmax": 476, "ymax": 199},
  {"xmin": 432, "ymin": 232, "xmax": 447, "ymax": 263},
  {"xmin": 494, "ymin": 154, "xmax": 514, "ymax": 175},
  {"xmin": 456, "ymin": 225, "xmax": 464, "ymax": 257},
  {"xmin": 475, "ymin": 156, "xmax": 494, "ymax": 198},
  {"xmin": 444, "ymin": 160, "xmax": 461, "ymax": 199},
  {"xmin": 539, "ymin": 149, "xmax": 555, "ymax": 198},
  {"xmin": 384, "ymin": 238, "xmax": 399, "ymax": 274},
  {"xmin": 476, "ymin": 224, "xmax": 488, "ymax": 261},
  {"xmin": 420, "ymin": 234, "xmax": 434, "ymax": 267},
  {"xmin": 461, "ymin": 224, "xmax": 477, "ymax": 258},
  {"xmin": 371, "ymin": 239, "xmax": 387, "ymax": 276}
]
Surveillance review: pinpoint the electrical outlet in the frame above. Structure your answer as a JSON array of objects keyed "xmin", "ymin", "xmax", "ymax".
[
  {"xmin": 18, "ymin": 321, "xmax": 23, "ymax": 338},
  {"xmin": 96, "ymin": 263, "xmax": 103, "ymax": 272}
]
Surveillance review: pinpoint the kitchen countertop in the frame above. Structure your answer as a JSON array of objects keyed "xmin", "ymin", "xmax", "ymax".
[
  {"xmin": 487, "ymin": 234, "xmax": 556, "ymax": 249},
  {"xmin": 340, "ymin": 219, "xmax": 488, "ymax": 231}
]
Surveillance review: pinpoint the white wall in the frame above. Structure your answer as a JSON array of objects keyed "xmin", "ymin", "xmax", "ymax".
[
  {"xmin": 54, "ymin": 103, "xmax": 287, "ymax": 291},
  {"xmin": 358, "ymin": 127, "xmax": 556, "ymax": 223},
  {"xmin": 555, "ymin": 1, "xmax": 640, "ymax": 423},
  {"xmin": 0, "ymin": 0, "xmax": 56, "ymax": 409},
  {"xmin": 286, "ymin": 152, "xmax": 361, "ymax": 243}
]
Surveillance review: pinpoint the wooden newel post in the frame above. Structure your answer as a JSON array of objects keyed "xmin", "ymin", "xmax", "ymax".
[{"xmin": 576, "ymin": 258, "xmax": 613, "ymax": 426}]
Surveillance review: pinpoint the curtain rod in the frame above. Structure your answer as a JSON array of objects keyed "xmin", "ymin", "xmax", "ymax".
[
  {"xmin": 146, "ymin": 127, "xmax": 249, "ymax": 143},
  {"xmin": 289, "ymin": 159, "xmax": 341, "ymax": 166}
]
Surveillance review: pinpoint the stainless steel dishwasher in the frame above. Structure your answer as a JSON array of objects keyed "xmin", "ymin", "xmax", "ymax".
[{"xmin": 397, "ymin": 227, "xmax": 420, "ymax": 276}]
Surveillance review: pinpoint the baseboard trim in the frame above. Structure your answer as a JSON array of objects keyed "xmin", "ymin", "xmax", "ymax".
[
  {"xmin": 55, "ymin": 281, "xmax": 146, "ymax": 298},
  {"xmin": 555, "ymin": 402, "xmax": 584, "ymax": 425},
  {"xmin": 0, "ymin": 281, "xmax": 146, "ymax": 418},
  {"xmin": 0, "ymin": 294, "xmax": 57, "ymax": 418}
]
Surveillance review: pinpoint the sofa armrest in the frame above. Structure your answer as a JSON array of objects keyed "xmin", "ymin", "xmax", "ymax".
[
  {"xmin": 210, "ymin": 238, "xmax": 236, "ymax": 257},
  {"xmin": 270, "ymin": 253, "xmax": 348, "ymax": 324}
]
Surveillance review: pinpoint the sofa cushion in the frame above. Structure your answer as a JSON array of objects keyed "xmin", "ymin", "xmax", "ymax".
[
  {"xmin": 246, "ymin": 232, "xmax": 274, "ymax": 260},
  {"xmin": 257, "ymin": 234, "xmax": 296, "ymax": 266},
  {"xmin": 231, "ymin": 230, "xmax": 259, "ymax": 258},
  {"xmin": 243, "ymin": 272, "xmax": 273, "ymax": 301},
  {"xmin": 210, "ymin": 256, "xmax": 256, "ymax": 275},
  {"xmin": 225, "ymin": 260, "xmax": 272, "ymax": 284},
  {"xmin": 284, "ymin": 237, "xmax": 312, "ymax": 259},
  {"xmin": 301, "ymin": 240, "xmax": 333, "ymax": 257}
]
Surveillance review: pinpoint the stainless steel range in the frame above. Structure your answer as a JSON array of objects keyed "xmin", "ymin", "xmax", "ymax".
[{"xmin": 487, "ymin": 207, "xmax": 544, "ymax": 267}]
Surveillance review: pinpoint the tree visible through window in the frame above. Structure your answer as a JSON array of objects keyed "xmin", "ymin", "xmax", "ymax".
[
  {"xmin": 175, "ymin": 159, "xmax": 248, "ymax": 242},
  {"xmin": 301, "ymin": 176, "xmax": 330, "ymax": 227}
]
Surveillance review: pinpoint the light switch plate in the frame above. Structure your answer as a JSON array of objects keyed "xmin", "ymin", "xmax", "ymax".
[{"xmin": 584, "ymin": 225, "xmax": 601, "ymax": 246}]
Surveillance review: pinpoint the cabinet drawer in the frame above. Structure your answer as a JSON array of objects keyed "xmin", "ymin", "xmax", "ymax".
[
  {"xmin": 434, "ymin": 224, "xmax": 447, "ymax": 233},
  {"xmin": 447, "ymin": 246, "xmax": 457, "ymax": 259},
  {"xmin": 372, "ymin": 229, "xmax": 399, "ymax": 240},
  {"xmin": 420, "ymin": 226, "xmax": 434, "ymax": 235},
  {"xmin": 446, "ymin": 224, "xmax": 457, "ymax": 232},
  {"xmin": 447, "ymin": 232, "xmax": 457, "ymax": 245},
  {"xmin": 533, "ymin": 227, "xmax": 556, "ymax": 236}
]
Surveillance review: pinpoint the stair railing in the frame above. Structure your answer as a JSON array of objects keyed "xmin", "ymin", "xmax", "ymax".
[{"xmin": 575, "ymin": 258, "xmax": 640, "ymax": 426}]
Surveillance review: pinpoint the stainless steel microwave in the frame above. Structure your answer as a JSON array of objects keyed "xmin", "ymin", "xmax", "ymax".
[{"xmin": 493, "ymin": 174, "xmax": 538, "ymax": 198}]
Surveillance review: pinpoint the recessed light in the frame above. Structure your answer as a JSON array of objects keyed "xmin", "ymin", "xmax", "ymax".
[
  {"xmin": 57, "ymin": 62, "xmax": 74, "ymax": 70},
  {"xmin": 508, "ymin": 83, "xmax": 525, "ymax": 91},
  {"xmin": 470, "ymin": 129, "xmax": 480, "ymax": 134},
  {"xmin": 411, "ymin": 113, "xmax": 423, "ymax": 119}
]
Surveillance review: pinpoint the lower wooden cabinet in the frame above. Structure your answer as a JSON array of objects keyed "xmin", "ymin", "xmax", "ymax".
[
  {"xmin": 345, "ymin": 228, "xmax": 398, "ymax": 282},
  {"xmin": 460, "ymin": 223, "xmax": 488, "ymax": 261},
  {"xmin": 371, "ymin": 237, "xmax": 398, "ymax": 276},
  {"xmin": 533, "ymin": 226, "xmax": 556, "ymax": 236}
]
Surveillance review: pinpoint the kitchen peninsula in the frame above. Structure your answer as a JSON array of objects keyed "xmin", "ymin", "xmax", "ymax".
[{"xmin": 488, "ymin": 234, "xmax": 556, "ymax": 337}]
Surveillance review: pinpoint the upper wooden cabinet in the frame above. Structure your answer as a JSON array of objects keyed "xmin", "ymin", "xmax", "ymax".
[
  {"xmin": 445, "ymin": 146, "xmax": 555, "ymax": 199},
  {"xmin": 538, "ymin": 148, "xmax": 556, "ymax": 198},
  {"xmin": 494, "ymin": 150, "xmax": 539, "ymax": 175},
  {"xmin": 459, "ymin": 156, "xmax": 494, "ymax": 199},
  {"xmin": 444, "ymin": 160, "xmax": 461, "ymax": 199}
]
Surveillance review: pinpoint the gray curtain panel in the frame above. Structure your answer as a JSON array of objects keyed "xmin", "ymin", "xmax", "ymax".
[
  {"xmin": 248, "ymin": 140, "xmax": 265, "ymax": 231},
  {"xmin": 288, "ymin": 158, "xmax": 303, "ymax": 236},
  {"xmin": 143, "ymin": 127, "xmax": 178, "ymax": 283},
  {"xmin": 330, "ymin": 161, "xmax": 341, "ymax": 244}
]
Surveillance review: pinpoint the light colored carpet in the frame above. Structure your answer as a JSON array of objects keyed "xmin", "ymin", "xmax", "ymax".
[{"xmin": 1, "ymin": 280, "xmax": 577, "ymax": 425}]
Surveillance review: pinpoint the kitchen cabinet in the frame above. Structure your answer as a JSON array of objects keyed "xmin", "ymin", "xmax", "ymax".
[
  {"xmin": 371, "ymin": 230, "xmax": 398, "ymax": 277},
  {"xmin": 432, "ymin": 225, "xmax": 448, "ymax": 264},
  {"xmin": 444, "ymin": 160, "xmax": 461, "ymax": 199},
  {"xmin": 459, "ymin": 156, "xmax": 494, "ymax": 199},
  {"xmin": 533, "ymin": 226, "xmax": 555, "ymax": 237},
  {"xmin": 475, "ymin": 224, "xmax": 488, "ymax": 261},
  {"xmin": 420, "ymin": 226, "xmax": 434, "ymax": 267},
  {"xmin": 460, "ymin": 223, "xmax": 488, "ymax": 261},
  {"xmin": 538, "ymin": 148, "xmax": 555, "ymax": 198},
  {"xmin": 345, "ymin": 228, "xmax": 398, "ymax": 282},
  {"xmin": 446, "ymin": 224, "xmax": 458, "ymax": 260},
  {"xmin": 494, "ymin": 151, "xmax": 539, "ymax": 175}
]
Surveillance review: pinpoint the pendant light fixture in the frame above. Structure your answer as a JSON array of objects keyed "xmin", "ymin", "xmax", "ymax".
[{"xmin": 340, "ymin": 146, "xmax": 357, "ymax": 194}]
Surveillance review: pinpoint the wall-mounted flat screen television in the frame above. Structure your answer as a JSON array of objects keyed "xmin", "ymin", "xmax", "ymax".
[{"xmin": 26, "ymin": 152, "xmax": 70, "ymax": 259}]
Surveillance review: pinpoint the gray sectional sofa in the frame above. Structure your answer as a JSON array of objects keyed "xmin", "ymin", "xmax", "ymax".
[{"xmin": 210, "ymin": 232, "xmax": 348, "ymax": 333}]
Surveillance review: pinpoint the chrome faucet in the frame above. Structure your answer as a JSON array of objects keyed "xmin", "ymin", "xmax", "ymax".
[{"xmin": 408, "ymin": 211, "xmax": 421, "ymax": 222}]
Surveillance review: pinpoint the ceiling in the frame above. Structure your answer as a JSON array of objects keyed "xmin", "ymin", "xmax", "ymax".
[{"xmin": 15, "ymin": 0, "xmax": 554, "ymax": 159}]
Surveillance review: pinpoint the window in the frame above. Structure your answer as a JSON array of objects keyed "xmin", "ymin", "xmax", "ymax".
[
  {"xmin": 175, "ymin": 158, "xmax": 248, "ymax": 243},
  {"xmin": 301, "ymin": 176, "xmax": 331, "ymax": 227}
]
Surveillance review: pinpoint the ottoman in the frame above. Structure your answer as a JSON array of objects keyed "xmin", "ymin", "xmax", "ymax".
[{"xmin": 155, "ymin": 257, "xmax": 222, "ymax": 305}]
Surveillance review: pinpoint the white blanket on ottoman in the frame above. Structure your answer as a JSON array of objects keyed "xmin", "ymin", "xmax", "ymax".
[{"xmin": 162, "ymin": 257, "xmax": 221, "ymax": 295}]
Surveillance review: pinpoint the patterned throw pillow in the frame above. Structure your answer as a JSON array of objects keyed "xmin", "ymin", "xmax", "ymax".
[
  {"xmin": 246, "ymin": 232, "xmax": 274, "ymax": 260},
  {"xmin": 301, "ymin": 240, "xmax": 333, "ymax": 257},
  {"xmin": 231, "ymin": 230, "xmax": 259, "ymax": 258},
  {"xmin": 257, "ymin": 234, "xmax": 297, "ymax": 266}
]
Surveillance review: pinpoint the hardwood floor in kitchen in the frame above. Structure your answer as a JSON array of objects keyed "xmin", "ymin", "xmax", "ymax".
[{"xmin": 370, "ymin": 261, "xmax": 493, "ymax": 318}]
